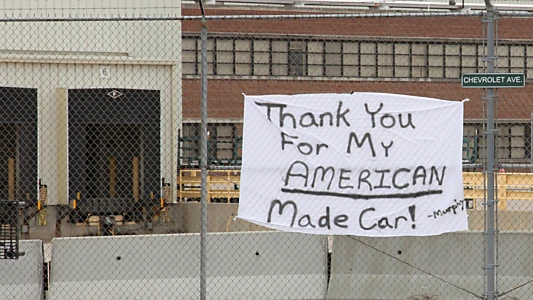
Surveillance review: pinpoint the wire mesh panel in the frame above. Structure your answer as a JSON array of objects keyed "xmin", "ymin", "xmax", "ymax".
[{"xmin": 0, "ymin": 0, "xmax": 530, "ymax": 299}]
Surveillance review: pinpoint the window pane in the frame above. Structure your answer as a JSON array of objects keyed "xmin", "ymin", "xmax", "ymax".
[
  {"xmin": 254, "ymin": 40, "xmax": 269, "ymax": 51},
  {"xmin": 326, "ymin": 42, "xmax": 341, "ymax": 53},
  {"xmin": 236, "ymin": 65, "xmax": 251, "ymax": 75},
  {"xmin": 378, "ymin": 43, "xmax": 393, "ymax": 54},
  {"xmin": 378, "ymin": 67, "xmax": 393, "ymax": 77},
  {"xmin": 217, "ymin": 40, "xmax": 233, "ymax": 51},
  {"xmin": 325, "ymin": 65, "xmax": 341, "ymax": 77},
  {"xmin": 395, "ymin": 67, "xmax": 410, "ymax": 78},
  {"xmin": 360, "ymin": 43, "xmax": 376, "ymax": 54},
  {"xmin": 326, "ymin": 53, "xmax": 341, "ymax": 65},
  {"xmin": 395, "ymin": 55, "xmax": 409, "ymax": 67},
  {"xmin": 254, "ymin": 65, "xmax": 269, "ymax": 76},
  {"xmin": 395, "ymin": 44, "xmax": 409, "ymax": 55},
  {"xmin": 308, "ymin": 54, "xmax": 323, "ymax": 65},
  {"xmin": 343, "ymin": 54, "xmax": 358, "ymax": 65},
  {"xmin": 511, "ymin": 125, "xmax": 525, "ymax": 135},
  {"xmin": 445, "ymin": 68, "xmax": 460, "ymax": 78},
  {"xmin": 216, "ymin": 64, "xmax": 233, "ymax": 75},
  {"xmin": 272, "ymin": 65, "xmax": 288, "ymax": 76},
  {"xmin": 236, "ymin": 52, "xmax": 251, "ymax": 64},
  {"xmin": 378, "ymin": 55, "xmax": 393, "ymax": 66},
  {"xmin": 361, "ymin": 66, "xmax": 376, "ymax": 77},
  {"xmin": 343, "ymin": 66, "xmax": 358, "ymax": 77},
  {"xmin": 429, "ymin": 56, "xmax": 443, "ymax": 66},
  {"xmin": 445, "ymin": 45, "xmax": 460, "ymax": 55},
  {"xmin": 511, "ymin": 148, "xmax": 526, "ymax": 159},
  {"xmin": 429, "ymin": 67, "xmax": 443, "ymax": 78},
  {"xmin": 412, "ymin": 44, "xmax": 427, "ymax": 55},
  {"xmin": 412, "ymin": 67, "xmax": 426, "ymax": 78},
  {"xmin": 361, "ymin": 54, "xmax": 376, "ymax": 65},
  {"xmin": 308, "ymin": 42, "xmax": 323, "ymax": 53},
  {"xmin": 272, "ymin": 53, "xmax": 287, "ymax": 64},
  {"xmin": 254, "ymin": 52, "xmax": 269, "ymax": 64},
  {"xmin": 183, "ymin": 63, "xmax": 196, "ymax": 75},
  {"xmin": 217, "ymin": 52, "xmax": 233, "ymax": 63},
  {"xmin": 183, "ymin": 51, "xmax": 196, "ymax": 63},
  {"xmin": 308, "ymin": 66, "xmax": 323, "ymax": 76},
  {"xmin": 462, "ymin": 56, "xmax": 477, "ymax": 67},
  {"xmin": 511, "ymin": 136, "xmax": 525, "ymax": 147},
  {"xmin": 428, "ymin": 44, "xmax": 443, "ymax": 55},
  {"xmin": 462, "ymin": 45, "xmax": 476, "ymax": 56},
  {"xmin": 235, "ymin": 40, "xmax": 251, "ymax": 51},
  {"xmin": 183, "ymin": 39, "xmax": 197, "ymax": 50},
  {"xmin": 343, "ymin": 42, "xmax": 358, "ymax": 54},
  {"xmin": 272, "ymin": 41, "xmax": 288, "ymax": 51},
  {"xmin": 412, "ymin": 56, "xmax": 426, "ymax": 66}
]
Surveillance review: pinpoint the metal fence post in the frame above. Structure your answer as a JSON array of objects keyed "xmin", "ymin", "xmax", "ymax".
[
  {"xmin": 484, "ymin": 2, "xmax": 497, "ymax": 299},
  {"xmin": 200, "ymin": 4, "xmax": 209, "ymax": 300}
]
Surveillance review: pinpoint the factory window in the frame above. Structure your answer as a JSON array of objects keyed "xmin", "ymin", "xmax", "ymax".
[
  {"xmin": 464, "ymin": 122, "xmax": 531, "ymax": 164},
  {"xmin": 510, "ymin": 45, "xmax": 525, "ymax": 74},
  {"xmin": 428, "ymin": 44, "xmax": 444, "ymax": 78},
  {"xmin": 307, "ymin": 41, "xmax": 323, "ymax": 76},
  {"xmin": 496, "ymin": 123, "xmax": 531, "ymax": 161},
  {"xmin": 253, "ymin": 40, "xmax": 270, "ymax": 76},
  {"xmin": 289, "ymin": 41, "xmax": 306, "ymax": 77},
  {"xmin": 325, "ymin": 42, "xmax": 342, "ymax": 77},
  {"xmin": 461, "ymin": 44, "xmax": 478, "ymax": 74},
  {"xmin": 236, "ymin": 40, "xmax": 252, "ymax": 75},
  {"xmin": 411, "ymin": 43, "xmax": 428, "ymax": 78},
  {"xmin": 272, "ymin": 40, "xmax": 289, "ymax": 76},
  {"xmin": 360, "ymin": 42, "xmax": 376, "ymax": 77},
  {"xmin": 182, "ymin": 36, "xmax": 532, "ymax": 81},
  {"xmin": 394, "ymin": 43, "xmax": 410, "ymax": 78},
  {"xmin": 216, "ymin": 39, "xmax": 234, "ymax": 75},
  {"xmin": 527, "ymin": 45, "xmax": 533, "ymax": 79},
  {"xmin": 343, "ymin": 42, "xmax": 359, "ymax": 77},
  {"xmin": 445, "ymin": 44, "xmax": 461, "ymax": 78},
  {"xmin": 180, "ymin": 123, "xmax": 241, "ymax": 167},
  {"xmin": 182, "ymin": 38, "xmax": 197, "ymax": 75}
]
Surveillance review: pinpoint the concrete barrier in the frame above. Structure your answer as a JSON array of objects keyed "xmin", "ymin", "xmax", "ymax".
[
  {"xmin": 0, "ymin": 240, "xmax": 44, "ymax": 300},
  {"xmin": 327, "ymin": 232, "xmax": 486, "ymax": 300},
  {"xmin": 49, "ymin": 232, "xmax": 328, "ymax": 300},
  {"xmin": 327, "ymin": 232, "xmax": 533, "ymax": 299}
]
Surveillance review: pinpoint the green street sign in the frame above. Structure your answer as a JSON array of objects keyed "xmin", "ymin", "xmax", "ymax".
[{"xmin": 462, "ymin": 73, "xmax": 525, "ymax": 88}]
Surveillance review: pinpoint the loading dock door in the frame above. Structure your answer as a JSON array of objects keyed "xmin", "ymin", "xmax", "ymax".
[
  {"xmin": 0, "ymin": 88, "xmax": 37, "ymax": 203},
  {"xmin": 68, "ymin": 89, "xmax": 160, "ymax": 220}
]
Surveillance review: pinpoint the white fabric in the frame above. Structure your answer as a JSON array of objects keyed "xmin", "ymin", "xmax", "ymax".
[{"xmin": 237, "ymin": 93, "xmax": 468, "ymax": 237}]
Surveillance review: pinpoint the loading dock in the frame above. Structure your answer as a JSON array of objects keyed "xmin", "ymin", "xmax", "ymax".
[
  {"xmin": 0, "ymin": 87, "xmax": 37, "ymax": 204},
  {"xmin": 68, "ymin": 88, "xmax": 161, "ymax": 222}
]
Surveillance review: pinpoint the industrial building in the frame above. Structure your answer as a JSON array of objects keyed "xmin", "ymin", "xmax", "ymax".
[
  {"xmin": 0, "ymin": 1, "xmax": 182, "ymax": 239},
  {"xmin": 0, "ymin": 0, "xmax": 532, "ymax": 239},
  {"xmin": 178, "ymin": 0, "xmax": 533, "ymax": 232}
]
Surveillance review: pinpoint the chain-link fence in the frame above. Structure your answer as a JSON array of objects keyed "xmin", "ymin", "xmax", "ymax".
[{"xmin": 0, "ymin": 1, "xmax": 532, "ymax": 299}]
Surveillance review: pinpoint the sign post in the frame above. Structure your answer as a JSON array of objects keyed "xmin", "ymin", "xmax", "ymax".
[{"xmin": 461, "ymin": 73, "xmax": 525, "ymax": 88}]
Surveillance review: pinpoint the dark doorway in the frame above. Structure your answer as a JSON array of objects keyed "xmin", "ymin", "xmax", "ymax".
[
  {"xmin": 68, "ymin": 89, "xmax": 160, "ymax": 220},
  {"xmin": 0, "ymin": 88, "xmax": 37, "ymax": 204}
]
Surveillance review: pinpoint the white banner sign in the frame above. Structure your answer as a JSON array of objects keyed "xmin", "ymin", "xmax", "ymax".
[{"xmin": 237, "ymin": 93, "xmax": 468, "ymax": 237}]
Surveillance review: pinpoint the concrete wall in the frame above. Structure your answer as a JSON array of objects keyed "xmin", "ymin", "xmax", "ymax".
[
  {"xmin": 49, "ymin": 232, "xmax": 329, "ymax": 300},
  {"xmin": 0, "ymin": 240, "xmax": 44, "ymax": 300}
]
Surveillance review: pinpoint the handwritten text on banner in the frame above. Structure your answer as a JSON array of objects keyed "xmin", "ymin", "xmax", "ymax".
[{"xmin": 237, "ymin": 93, "xmax": 468, "ymax": 237}]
